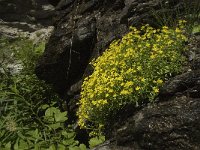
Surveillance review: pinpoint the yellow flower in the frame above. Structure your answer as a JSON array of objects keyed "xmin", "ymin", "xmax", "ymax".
[
  {"xmin": 120, "ymin": 90, "xmax": 130, "ymax": 95},
  {"xmin": 150, "ymin": 54, "xmax": 156, "ymax": 59},
  {"xmin": 141, "ymin": 77, "xmax": 145, "ymax": 82},
  {"xmin": 153, "ymin": 87, "xmax": 159, "ymax": 93},
  {"xmin": 157, "ymin": 79, "xmax": 163, "ymax": 84},
  {"xmin": 135, "ymin": 86, "xmax": 141, "ymax": 91},
  {"xmin": 146, "ymin": 43, "xmax": 151, "ymax": 47},
  {"xmin": 175, "ymin": 28, "xmax": 181, "ymax": 33},
  {"xmin": 78, "ymin": 22, "xmax": 187, "ymax": 131},
  {"xmin": 124, "ymin": 81, "xmax": 134, "ymax": 88},
  {"xmin": 137, "ymin": 66, "xmax": 142, "ymax": 71}
]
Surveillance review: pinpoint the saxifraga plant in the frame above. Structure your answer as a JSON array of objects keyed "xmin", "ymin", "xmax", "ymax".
[{"xmin": 77, "ymin": 21, "xmax": 188, "ymax": 135}]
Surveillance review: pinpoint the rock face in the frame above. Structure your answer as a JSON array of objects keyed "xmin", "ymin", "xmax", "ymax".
[
  {"xmin": 0, "ymin": 0, "xmax": 55, "ymax": 46},
  {"xmin": 0, "ymin": 0, "xmax": 55, "ymax": 26},
  {"xmin": 95, "ymin": 96, "xmax": 200, "ymax": 150},
  {"xmin": 36, "ymin": 0, "xmax": 195, "ymax": 94}
]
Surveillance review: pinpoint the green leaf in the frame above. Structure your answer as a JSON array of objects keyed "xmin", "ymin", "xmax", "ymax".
[
  {"xmin": 5, "ymin": 142, "xmax": 11, "ymax": 149},
  {"xmin": 89, "ymin": 136, "xmax": 105, "ymax": 148},
  {"xmin": 49, "ymin": 122, "xmax": 61, "ymax": 130},
  {"xmin": 69, "ymin": 144, "xmax": 87, "ymax": 150},
  {"xmin": 45, "ymin": 107, "xmax": 60, "ymax": 118},
  {"xmin": 41, "ymin": 104, "xmax": 49, "ymax": 110},
  {"xmin": 79, "ymin": 144, "xmax": 87, "ymax": 150},
  {"xmin": 63, "ymin": 138, "xmax": 76, "ymax": 146},
  {"xmin": 18, "ymin": 139, "xmax": 29, "ymax": 149},
  {"xmin": 57, "ymin": 144, "xmax": 66, "ymax": 150},
  {"xmin": 62, "ymin": 131, "xmax": 75, "ymax": 139},
  {"xmin": 55, "ymin": 112, "xmax": 67, "ymax": 122},
  {"xmin": 33, "ymin": 129, "xmax": 39, "ymax": 139},
  {"xmin": 48, "ymin": 144, "xmax": 56, "ymax": 150},
  {"xmin": 17, "ymin": 132, "xmax": 26, "ymax": 140},
  {"xmin": 14, "ymin": 138, "xmax": 19, "ymax": 150},
  {"xmin": 192, "ymin": 25, "xmax": 200, "ymax": 34},
  {"xmin": 69, "ymin": 146, "xmax": 80, "ymax": 150}
]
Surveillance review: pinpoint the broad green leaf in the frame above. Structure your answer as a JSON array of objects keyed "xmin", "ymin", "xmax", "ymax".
[
  {"xmin": 48, "ymin": 144, "xmax": 56, "ymax": 150},
  {"xmin": 17, "ymin": 132, "xmax": 26, "ymax": 140},
  {"xmin": 62, "ymin": 131, "xmax": 75, "ymax": 139},
  {"xmin": 63, "ymin": 138, "xmax": 76, "ymax": 146},
  {"xmin": 14, "ymin": 138, "xmax": 19, "ymax": 150},
  {"xmin": 89, "ymin": 136, "xmax": 105, "ymax": 148},
  {"xmin": 41, "ymin": 104, "xmax": 49, "ymax": 110},
  {"xmin": 33, "ymin": 129, "xmax": 39, "ymax": 139},
  {"xmin": 49, "ymin": 122, "xmax": 61, "ymax": 130},
  {"xmin": 57, "ymin": 144, "xmax": 66, "ymax": 150},
  {"xmin": 79, "ymin": 144, "xmax": 87, "ymax": 150},
  {"xmin": 45, "ymin": 107, "xmax": 58, "ymax": 117},
  {"xmin": 18, "ymin": 139, "xmax": 29, "ymax": 149},
  {"xmin": 69, "ymin": 146, "xmax": 80, "ymax": 150},
  {"xmin": 5, "ymin": 141, "xmax": 11, "ymax": 149},
  {"xmin": 55, "ymin": 112, "xmax": 67, "ymax": 122}
]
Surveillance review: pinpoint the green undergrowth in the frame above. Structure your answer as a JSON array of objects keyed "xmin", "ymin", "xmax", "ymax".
[
  {"xmin": 0, "ymin": 38, "xmax": 88, "ymax": 149},
  {"xmin": 151, "ymin": 0, "xmax": 200, "ymax": 30},
  {"xmin": 77, "ymin": 21, "xmax": 188, "ymax": 135}
]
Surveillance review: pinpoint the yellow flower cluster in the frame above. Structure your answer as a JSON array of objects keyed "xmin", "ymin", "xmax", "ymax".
[{"xmin": 77, "ymin": 21, "xmax": 187, "ymax": 131}]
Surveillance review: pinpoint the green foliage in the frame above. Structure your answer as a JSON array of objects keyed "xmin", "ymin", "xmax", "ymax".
[
  {"xmin": 151, "ymin": 0, "xmax": 200, "ymax": 32},
  {"xmin": 77, "ymin": 21, "xmax": 187, "ymax": 132},
  {"xmin": 0, "ymin": 37, "xmax": 86, "ymax": 149},
  {"xmin": 192, "ymin": 24, "xmax": 200, "ymax": 34},
  {"xmin": 89, "ymin": 136, "xmax": 105, "ymax": 149}
]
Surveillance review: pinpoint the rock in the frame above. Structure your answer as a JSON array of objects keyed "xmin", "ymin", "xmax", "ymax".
[
  {"xmin": 48, "ymin": 0, "xmax": 61, "ymax": 6},
  {"xmin": 56, "ymin": 0, "xmax": 74, "ymax": 10},
  {"xmin": 36, "ymin": 15, "xmax": 97, "ymax": 93},
  {"xmin": 102, "ymin": 96, "xmax": 200, "ymax": 150},
  {"xmin": 159, "ymin": 70, "xmax": 200, "ymax": 99},
  {"xmin": 0, "ymin": 0, "xmax": 55, "ymax": 26},
  {"xmin": 0, "ymin": 21, "xmax": 54, "ymax": 43}
]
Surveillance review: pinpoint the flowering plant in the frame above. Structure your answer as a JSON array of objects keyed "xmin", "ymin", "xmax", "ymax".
[{"xmin": 77, "ymin": 21, "xmax": 187, "ymax": 133}]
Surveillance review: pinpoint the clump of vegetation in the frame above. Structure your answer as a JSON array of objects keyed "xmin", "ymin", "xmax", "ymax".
[
  {"xmin": 151, "ymin": 0, "xmax": 200, "ymax": 28},
  {"xmin": 77, "ymin": 21, "xmax": 188, "ymax": 133},
  {"xmin": 0, "ymin": 38, "xmax": 87, "ymax": 149}
]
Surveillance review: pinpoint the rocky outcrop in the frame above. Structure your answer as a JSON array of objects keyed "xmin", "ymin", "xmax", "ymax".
[
  {"xmin": 0, "ymin": 0, "xmax": 55, "ymax": 26},
  {"xmin": 94, "ymin": 96, "xmax": 200, "ymax": 150}
]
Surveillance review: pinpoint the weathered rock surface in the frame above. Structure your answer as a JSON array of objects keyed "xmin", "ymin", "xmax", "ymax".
[
  {"xmin": 0, "ymin": 0, "xmax": 55, "ymax": 26},
  {"xmin": 94, "ymin": 96, "xmax": 200, "ymax": 150},
  {"xmin": 0, "ymin": 0, "xmax": 55, "ymax": 48},
  {"xmin": 36, "ymin": 0, "xmax": 196, "ymax": 94}
]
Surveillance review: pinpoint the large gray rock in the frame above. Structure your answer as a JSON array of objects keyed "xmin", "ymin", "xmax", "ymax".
[
  {"xmin": 0, "ymin": 0, "xmax": 55, "ymax": 26},
  {"xmin": 94, "ymin": 96, "xmax": 200, "ymax": 150}
]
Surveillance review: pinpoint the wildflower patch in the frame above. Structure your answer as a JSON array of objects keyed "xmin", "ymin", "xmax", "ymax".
[{"xmin": 77, "ymin": 21, "xmax": 187, "ymax": 133}]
